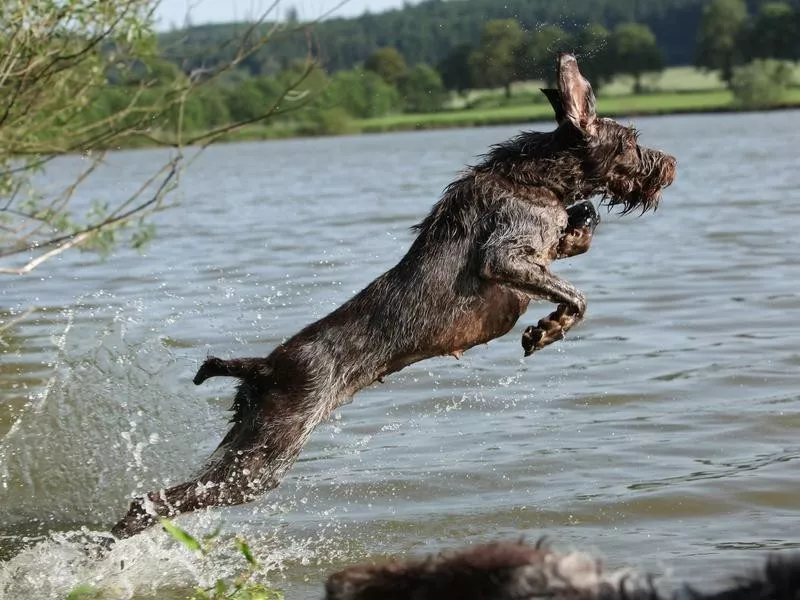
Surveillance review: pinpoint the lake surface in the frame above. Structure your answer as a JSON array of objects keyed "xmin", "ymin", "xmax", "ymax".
[{"xmin": 1, "ymin": 111, "xmax": 799, "ymax": 599}]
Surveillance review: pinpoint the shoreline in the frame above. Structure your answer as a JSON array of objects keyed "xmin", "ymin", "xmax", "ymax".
[
  {"xmin": 109, "ymin": 93, "xmax": 800, "ymax": 151},
  {"xmin": 355, "ymin": 100, "xmax": 800, "ymax": 135}
]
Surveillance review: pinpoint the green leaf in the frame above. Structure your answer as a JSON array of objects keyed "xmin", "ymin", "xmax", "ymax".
[
  {"xmin": 160, "ymin": 518, "xmax": 203, "ymax": 553},
  {"xmin": 131, "ymin": 222, "xmax": 157, "ymax": 251},
  {"xmin": 235, "ymin": 538, "xmax": 258, "ymax": 567},
  {"xmin": 66, "ymin": 584, "xmax": 102, "ymax": 600},
  {"xmin": 202, "ymin": 522, "xmax": 225, "ymax": 542}
]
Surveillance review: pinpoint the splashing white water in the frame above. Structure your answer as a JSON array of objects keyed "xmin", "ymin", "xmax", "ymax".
[
  {"xmin": 0, "ymin": 517, "xmax": 332, "ymax": 599},
  {"xmin": 0, "ymin": 285, "xmax": 361, "ymax": 600}
]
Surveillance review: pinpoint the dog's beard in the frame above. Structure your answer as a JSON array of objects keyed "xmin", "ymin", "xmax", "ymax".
[{"xmin": 601, "ymin": 184, "xmax": 662, "ymax": 215}]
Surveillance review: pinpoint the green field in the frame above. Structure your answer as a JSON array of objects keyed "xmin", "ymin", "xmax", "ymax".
[
  {"xmin": 598, "ymin": 66, "xmax": 728, "ymax": 95},
  {"xmin": 354, "ymin": 65, "xmax": 800, "ymax": 134},
  {"xmin": 133, "ymin": 67, "xmax": 800, "ymax": 147},
  {"xmin": 446, "ymin": 66, "xmax": 729, "ymax": 109},
  {"xmin": 355, "ymin": 87, "xmax": 800, "ymax": 134}
]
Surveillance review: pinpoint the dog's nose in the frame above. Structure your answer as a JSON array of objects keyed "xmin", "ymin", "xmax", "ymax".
[{"xmin": 664, "ymin": 155, "xmax": 677, "ymax": 185}]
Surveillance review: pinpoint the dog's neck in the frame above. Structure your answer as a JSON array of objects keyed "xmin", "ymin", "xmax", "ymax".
[
  {"xmin": 477, "ymin": 127, "xmax": 601, "ymax": 204},
  {"xmin": 410, "ymin": 127, "xmax": 600, "ymax": 244}
]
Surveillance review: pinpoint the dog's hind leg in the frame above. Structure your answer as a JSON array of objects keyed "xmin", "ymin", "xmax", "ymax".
[
  {"xmin": 109, "ymin": 442, "xmax": 287, "ymax": 541},
  {"xmin": 111, "ymin": 365, "xmax": 335, "ymax": 539}
]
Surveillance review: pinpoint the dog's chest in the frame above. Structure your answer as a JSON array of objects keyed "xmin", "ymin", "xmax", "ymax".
[{"xmin": 437, "ymin": 284, "xmax": 529, "ymax": 354}]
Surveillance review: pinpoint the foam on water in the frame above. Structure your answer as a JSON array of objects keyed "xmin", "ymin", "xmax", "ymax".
[
  {"xmin": 0, "ymin": 294, "xmax": 358, "ymax": 598},
  {"xmin": 0, "ymin": 517, "xmax": 338, "ymax": 599}
]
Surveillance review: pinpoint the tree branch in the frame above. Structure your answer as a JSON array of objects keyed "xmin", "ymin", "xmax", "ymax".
[
  {"xmin": 0, "ymin": 0, "xmax": 343, "ymax": 275},
  {"xmin": 0, "ymin": 231, "xmax": 93, "ymax": 275}
]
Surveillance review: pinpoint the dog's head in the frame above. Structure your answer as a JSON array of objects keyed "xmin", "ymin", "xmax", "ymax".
[{"xmin": 543, "ymin": 53, "xmax": 676, "ymax": 214}]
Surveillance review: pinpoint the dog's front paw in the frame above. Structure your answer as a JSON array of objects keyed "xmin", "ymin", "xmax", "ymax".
[
  {"xmin": 566, "ymin": 200, "xmax": 600, "ymax": 232},
  {"xmin": 521, "ymin": 326, "xmax": 543, "ymax": 356},
  {"xmin": 522, "ymin": 304, "xmax": 580, "ymax": 356},
  {"xmin": 522, "ymin": 323, "xmax": 564, "ymax": 356},
  {"xmin": 557, "ymin": 201, "xmax": 600, "ymax": 259}
]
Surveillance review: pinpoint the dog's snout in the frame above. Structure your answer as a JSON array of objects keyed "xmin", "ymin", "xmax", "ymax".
[{"xmin": 662, "ymin": 154, "xmax": 677, "ymax": 186}]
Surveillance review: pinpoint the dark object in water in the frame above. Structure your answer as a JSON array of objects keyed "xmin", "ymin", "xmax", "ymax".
[
  {"xmin": 111, "ymin": 53, "xmax": 676, "ymax": 539},
  {"xmin": 324, "ymin": 538, "xmax": 800, "ymax": 600}
]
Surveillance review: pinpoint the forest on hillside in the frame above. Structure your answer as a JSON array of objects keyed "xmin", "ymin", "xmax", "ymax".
[
  {"xmin": 157, "ymin": 0, "xmax": 800, "ymax": 75},
  {"xmin": 22, "ymin": 0, "xmax": 798, "ymax": 145}
]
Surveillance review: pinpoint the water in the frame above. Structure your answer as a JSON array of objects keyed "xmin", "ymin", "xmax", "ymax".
[{"xmin": 1, "ymin": 111, "xmax": 799, "ymax": 598}]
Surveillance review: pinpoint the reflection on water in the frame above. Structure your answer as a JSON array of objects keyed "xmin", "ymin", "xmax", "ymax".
[{"xmin": 1, "ymin": 111, "xmax": 800, "ymax": 598}]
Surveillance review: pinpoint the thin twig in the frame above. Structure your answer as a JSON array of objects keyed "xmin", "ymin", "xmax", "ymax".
[{"xmin": 0, "ymin": 231, "xmax": 93, "ymax": 275}]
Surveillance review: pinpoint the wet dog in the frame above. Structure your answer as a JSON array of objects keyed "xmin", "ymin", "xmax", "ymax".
[
  {"xmin": 324, "ymin": 539, "xmax": 800, "ymax": 600},
  {"xmin": 111, "ymin": 53, "xmax": 676, "ymax": 538}
]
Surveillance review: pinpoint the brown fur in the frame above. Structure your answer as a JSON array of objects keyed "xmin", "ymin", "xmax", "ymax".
[
  {"xmin": 110, "ymin": 54, "xmax": 676, "ymax": 539},
  {"xmin": 324, "ymin": 539, "xmax": 800, "ymax": 600}
]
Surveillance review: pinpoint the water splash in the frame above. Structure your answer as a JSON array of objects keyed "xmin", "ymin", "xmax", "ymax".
[
  {"xmin": 0, "ymin": 295, "xmax": 223, "ymax": 547},
  {"xmin": 0, "ymin": 294, "xmax": 360, "ymax": 598},
  {"xmin": 0, "ymin": 516, "xmax": 336, "ymax": 599}
]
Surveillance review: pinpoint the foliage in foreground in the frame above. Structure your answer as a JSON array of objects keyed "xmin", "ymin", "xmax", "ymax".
[
  {"xmin": 162, "ymin": 520, "xmax": 284, "ymax": 600},
  {"xmin": 0, "ymin": 0, "xmax": 319, "ymax": 277},
  {"xmin": 66, "ymin": 520, "xmax": 284, "ymax": 600}
]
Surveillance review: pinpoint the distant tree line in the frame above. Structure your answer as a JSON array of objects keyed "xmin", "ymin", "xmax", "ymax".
[
  {"xmin": 81, "ymin": 52, "xmax": 448, "ymax": 139},
  {"xmin": 72, "ymin": 0, "xmax": 799, "ymax": 138},
  {"xmin": 156, "ymin": 0, "xmax": 800, "ymax": 77},
  {"xmin": 695, "ymin": 0, "xmax": 800, "ymax": 86},
  {"xmin": 433, "ymin": 0, "xmax": 800, "ymax": 98},
  {"xmin": 439, "ymin": 19, "xmax": 663, "ymax": 98}
]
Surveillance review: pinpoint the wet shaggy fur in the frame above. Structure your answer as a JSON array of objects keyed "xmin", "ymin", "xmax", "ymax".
[
  {"xmin": 324, "ymin": 539, "xmax": 800, "ymax": 600},
  {"xmin": 110, "ymin": 54, "xmax": 676, "ymax": 538}
]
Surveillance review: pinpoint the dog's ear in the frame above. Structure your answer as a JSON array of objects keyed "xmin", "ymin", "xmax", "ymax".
[
  {"xmin": 540, "ymin": 88, "xmax": 566, "ymax": 124},
  {"xmin": 556, "ymin": 53, "xmax": 597, "ymax": 132}
]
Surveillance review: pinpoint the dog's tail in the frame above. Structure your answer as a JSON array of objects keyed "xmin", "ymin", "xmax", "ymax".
[{"xmin": 193, "ymin": 356, "xmax": 273, "ymax": 385}]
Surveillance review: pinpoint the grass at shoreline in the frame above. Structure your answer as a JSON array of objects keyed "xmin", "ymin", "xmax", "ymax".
[
  {"xmin": 221, "ymin": 88, "xmax": 800, "ymax": 144},
  {"xmin": 119, "ymin": 86, "xmax": 800, "ymax": 150},
  {"xmin": 356, "ymin": 88, "xmax": 800, "ymax": 133}
]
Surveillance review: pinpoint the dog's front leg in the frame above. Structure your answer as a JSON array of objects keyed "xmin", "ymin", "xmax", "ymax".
[{"xmin": 482, "ymin": 248, "xmax": 586, "ymax": 356}]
